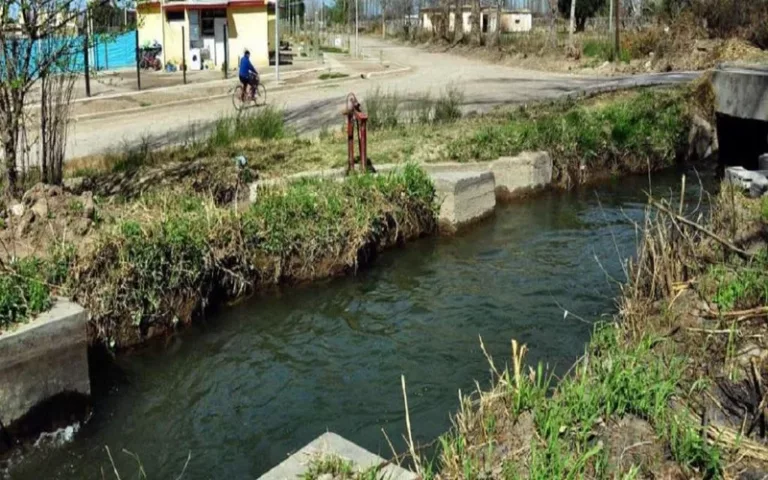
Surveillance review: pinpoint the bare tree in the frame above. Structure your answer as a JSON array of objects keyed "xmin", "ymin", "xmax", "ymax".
[{"xmin": 0, "ymin": 0, "xmax": 87, "ymax": 195}]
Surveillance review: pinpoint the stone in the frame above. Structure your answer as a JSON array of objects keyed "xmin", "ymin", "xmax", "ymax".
[
  {"xmin": 317, "ymin": 475, "xmax": 333, "ymax": 480},
  {"xmin": 258, "ymin": 432, "xmax": 416, "ymax": 480},
  {"xmin": 750, "ymin": 174, "xmax": 768, "ymax": 198},
  {"xmin": 490, "ymin": 151, "xmax": 552, "ymax": 199},
  {"xmin": 9, "ymin": 203, "xmax": 24, "ymax": 217},
  {"xmin": 30, "ymin": 199, "xmax": 48, "ymax": 219},
  {"xmin": 81, "ymin": 192, "xmax": 96, "ymax": 220},
  {"xmin": 687, "ymin": 115, "xmax": 715, "ymax": 162},
  {"xmin": 63, "ymin": 177, "xmax": 85, "ymax": 194},
  {"xmin": 735, "ymin": 343, "xmax": 768, "ymax": 368},
  {"xmin": 431, "ymin": 170, "xmax": 496, "ymax": 233},
  {"xmin": 0, "ymin": 299, "xmax": 90, "ymax": 429}
]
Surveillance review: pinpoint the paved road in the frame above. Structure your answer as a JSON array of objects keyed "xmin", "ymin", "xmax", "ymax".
[{"xmin": 66, "ymin": 37, "xmax": 698, "ymax": 160}]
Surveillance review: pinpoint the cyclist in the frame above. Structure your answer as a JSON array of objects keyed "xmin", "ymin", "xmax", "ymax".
[{"xmin": 238, "ymin": 49, "xmax": 259, "ymax": 101}]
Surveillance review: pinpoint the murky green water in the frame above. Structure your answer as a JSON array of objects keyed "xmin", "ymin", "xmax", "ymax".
[{"xmin": 7, "ymin": 170, "xmax": 713, "ymax": 480}]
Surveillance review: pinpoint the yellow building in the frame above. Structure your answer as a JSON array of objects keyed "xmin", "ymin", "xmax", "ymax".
[{"xmin": 137, "ymin": 0, "xmax": 270, "ymax": 71}]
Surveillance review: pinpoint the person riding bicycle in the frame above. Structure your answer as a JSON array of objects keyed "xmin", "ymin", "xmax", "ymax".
[{"xmin": 238, "ymin": 50, "xmax": 259, "ymax": 101}]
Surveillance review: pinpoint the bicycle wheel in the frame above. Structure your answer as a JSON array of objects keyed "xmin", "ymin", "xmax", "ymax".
[
  {"xmin": 254, "ymin": 83, "xmax": 267, "ymax": 107},
  {"xmin": 232, "ymin": 85, "xmax": 246, "ymax": 111}
]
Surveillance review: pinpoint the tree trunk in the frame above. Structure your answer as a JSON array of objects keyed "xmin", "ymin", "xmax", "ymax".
[
  {"xmin": 471, "ymin": 0, "xmax": 481, "ymax": 45},
  {"xmin": 568, "ymin": 0, "xmax": 576, "ymax": 49},
  {"xmin": 453, "ymin": 0, "xmax": 461, "ymax": 43},
  {"xmin": 493, "ymin": 0, "xmax": 501, "ymax": 47}
]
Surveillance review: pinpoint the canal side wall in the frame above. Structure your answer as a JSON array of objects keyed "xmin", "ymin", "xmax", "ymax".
[
  {"xmin": 248, "ymin": 151, "xmax": 554, "ymax": 232},
  {"xmin": 0, "ymin": 299, "xmax": 90, "ymax": 436}
]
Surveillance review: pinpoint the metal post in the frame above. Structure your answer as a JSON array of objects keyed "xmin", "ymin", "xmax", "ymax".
[
  {"xmin": 83, "ymin": 14, "xmax": 91, "ymax": 98},
  {"xmin": 355, "ymin": 0, "xmax": 359, "ymax": 57},
  {"xmin": 182, "ymin": 25, "xmax": 187, "ymax": 84},
  {"xmin": 275, "ymin": 0, "xmax": 280, "ymax": 81},
  {"xmin": 346, "ymin": 111, "xmax": 354, "ymax": 171},
  {"xmin": 135, "ymin": 29, "xmax": 141, "ymax": 90},
  {"xmin": 223, "ymin": 23, "xmax": 229, "ymax": 79}
]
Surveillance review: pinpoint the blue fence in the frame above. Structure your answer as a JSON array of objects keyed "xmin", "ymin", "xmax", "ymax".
[
  {"xmin": 91, "ymin": 30, "xmax": 137, "ymax": 71},
  {"xmin": 2, "ymin": 29, "xmax": 137, "ymax": 79}
]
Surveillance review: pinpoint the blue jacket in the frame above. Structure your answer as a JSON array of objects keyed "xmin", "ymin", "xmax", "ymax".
[{"xmin": 239, "ymin": 56, "xmax": 256, "ymax": 78}]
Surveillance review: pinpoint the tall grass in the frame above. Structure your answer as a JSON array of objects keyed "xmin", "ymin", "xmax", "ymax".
[
  {"xmin": 72, "ymin": 164, "xmax": 436, "ymax": 347},
  {"xmin": 366, "ymin": 86, "xmax": 464, "ymax": 130},
  {"xmin": 447, "ymin": 89, "xmax": 690, "ymax": 185}
]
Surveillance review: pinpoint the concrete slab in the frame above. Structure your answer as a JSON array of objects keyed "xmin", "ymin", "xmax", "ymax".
[
  {"xmin": 712, "ymin": 66, "xmax": 768, "ymax": 121},
  {"xmin": 432, "ymin": 170, "xmax": 496, "ymax": 233},
  {"xmin": 490, "ymin": 151, "xmax": 552, "ymax": 199},
  {"xmin": 0, "ymin": 299, "xmax": 90, "ymax": 428},
  {"xmin": 259, "ymin": 432, "xmax": 417, "ymax": 480}
]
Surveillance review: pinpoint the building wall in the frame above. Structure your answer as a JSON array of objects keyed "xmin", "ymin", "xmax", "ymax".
[
  {"xmin": 228, "ymin": 6, "xmax": 269, "ymax": 68},
  {"xmin": 162, "ymin": 11, "xmax": 186, "ymax": 66},
  {"xmin": 500, "ymin": 12, "xmax": 531, "ymax": 32},
  {"xmin": 137, "ymin": 4, "xmax": 162, "ymax": 47}
]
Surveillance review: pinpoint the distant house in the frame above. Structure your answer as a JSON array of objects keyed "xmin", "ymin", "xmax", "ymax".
[
  {"xmin": 420, "ymin": 6, "xmax": 532, "ymax": 34},
  {"xmin": 137, "ymin": 0, "xmax": 270, "ymax": 70}
]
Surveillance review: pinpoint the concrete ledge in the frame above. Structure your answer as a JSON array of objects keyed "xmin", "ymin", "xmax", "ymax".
[
  {"xmin": 491, "ymin": 151, "xmax": 552, "ymax": 200},
  {"xmin": 259, "ymin": 432, "xmax": 417, "ymax": 480},
  {"xmin": 0, "ymin": 298, "xmax": 90, "ymax": 428},
  {"xmin": 432, "ymin": 170, "xmax": 496, "ymax": 233}
]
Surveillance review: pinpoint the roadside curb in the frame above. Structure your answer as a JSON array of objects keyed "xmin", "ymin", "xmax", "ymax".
[{"xmin": 71, "ymin": 64, "xmax": 412, "ymax": 122}]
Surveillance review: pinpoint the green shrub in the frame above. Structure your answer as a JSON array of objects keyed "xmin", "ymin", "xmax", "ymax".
[
  {"xmin": 365, "ymin": 87, "xmax": 400, "ymax": 130},
  {"xmin": 0, "ymin": 258, "xmax": 53, "ymax": 330}
]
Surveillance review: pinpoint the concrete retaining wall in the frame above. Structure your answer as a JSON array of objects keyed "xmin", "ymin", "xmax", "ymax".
[
  {"xmin": 0, "ymin": 299, "xmax": 90, "ymax": 429},
  {"xmin": 248, "ymin": 151, "xmax": 554, "ymax": 233},
  {"xmin": 433, "ymin": 170, "xmax": 496, "ymax": 233}
]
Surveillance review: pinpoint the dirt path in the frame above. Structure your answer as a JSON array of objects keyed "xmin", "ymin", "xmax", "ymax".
[{"xmin": 64, "ymin": 36, "xmax": 698, "ymax": 162}]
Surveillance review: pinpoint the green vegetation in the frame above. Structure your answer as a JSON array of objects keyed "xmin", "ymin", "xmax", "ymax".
[
  {"xmin": 366, "ymin": 85, "xmax": 464, "ymax": 130},
  {"xmin": 302, "ymin": 455, "xmax": 380, "ymax": 480},
  {"xmin": 319, "ymin": 72, "xmax": 349, "ymax": 80},
  {"xmin": 704, "ymin": 253, "xmax": 768, "ymax": 311},
  {"xmin": 320, "ymin": 45, "xmax": 347, "ymax": 54},
  {"xmin": 70, "ymin": 164, "xmax": 435, "ymax": 347},
  {"xmin": 582, "ymin": 39, "xmax": 631, "ymax": 63},
  {"xmin": 448, "ymin": 89, "xmax": 690, "ymax": 184},
  {"xmin": 0, "ymin": 244, "xmax": 75, "ymax": 331},
  {"xmin": 433, "ymin": 327, "xmax": 720, "ymax": 479}
]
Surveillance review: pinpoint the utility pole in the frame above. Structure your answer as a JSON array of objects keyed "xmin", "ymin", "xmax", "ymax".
[
  {"xmin": 609, "ymin": 0, "xmax": 613, "ymax": 33},
  {"xmin": 613, "ymin": 0, "xmax": 620, "ymax": 60},
  {"xmin": 275, "ymin": 0, "xmax": 280, "ymax": 81}
]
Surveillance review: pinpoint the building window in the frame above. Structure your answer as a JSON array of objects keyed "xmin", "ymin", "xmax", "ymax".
[{"xmin": 166, "ymin": 10, "xmax": 184, "ymax": 22}]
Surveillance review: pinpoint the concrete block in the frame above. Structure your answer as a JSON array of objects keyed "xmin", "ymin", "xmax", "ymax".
[
  {"xmin": 0, "ymin": 299, "xmax": 90, "ymax": 428},
  {"xmin": 490, "ymin": 151, "xmax": 553, "ymax": 199},
  {"xmin": 759, "ymin": 153, "xmax": 768, "ymax": 171},
  {"xmin": 712, "ymin": 66, "xmax": 768, "ymax": 121},
  {"xmin": 432, "ymin": 170, "xmax": 496, "ymax": 232},
  {"xmin": 259, "ymin": 432, "xmax": 417, "ymax": 480}
]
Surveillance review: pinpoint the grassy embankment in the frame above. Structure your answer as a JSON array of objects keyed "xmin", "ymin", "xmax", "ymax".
[
  {"xmin": 409, "ymin": 185, "xmax": 768, "ymax": 478},
  {"xmin": 0, "ymin": 86, "xmax": 702, "ymax": 348}
]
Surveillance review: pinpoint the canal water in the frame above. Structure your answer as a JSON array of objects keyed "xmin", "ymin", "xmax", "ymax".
[{"xmin": 7, "ymin": 169, "xmax": 713, "ymax": 479}]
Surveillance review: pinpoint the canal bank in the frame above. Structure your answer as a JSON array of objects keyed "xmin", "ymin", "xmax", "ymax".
[
  {"xmin": 5, "ymin": 170, "xmax": 716, "ymax": 479},
  {"xmin": 0, "ymin": 85, "xmax": 716, "ymax": 476}
]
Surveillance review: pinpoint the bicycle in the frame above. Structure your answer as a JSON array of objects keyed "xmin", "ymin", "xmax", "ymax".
[{"xmin": 232, "ymin": 79, "xmax": 267, "ymax": 110}]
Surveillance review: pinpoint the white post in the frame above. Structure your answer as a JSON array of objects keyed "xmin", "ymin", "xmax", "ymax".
[
  {"xmin": 609, "ymin": 0, "xmax": 613, "ymax": 33},
  {"xmin": 275, "ymin": 0, "xmax": 280, "ymax": 81},
  {"xmin": 568, "ymin": 0, "xmax": 575, "ymax": 49},
  {"xmin": 355, "ymin": 0, "xmax": 359, "ymax": 57}
]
